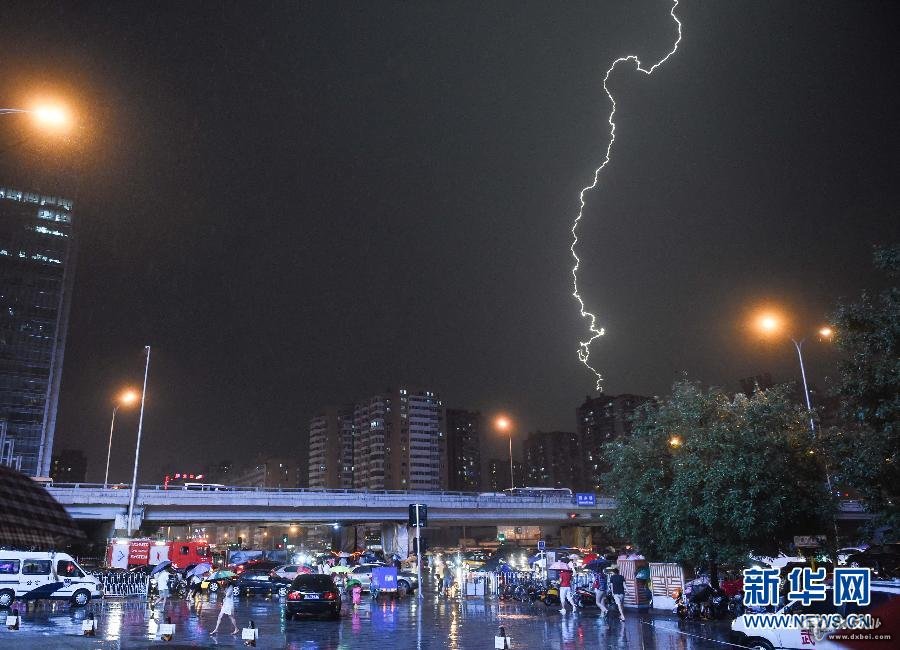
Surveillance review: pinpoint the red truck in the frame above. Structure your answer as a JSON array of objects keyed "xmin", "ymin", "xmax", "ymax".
[{"xmin": 106, "ymin": 539, "xmax": 212, "ymax": 570}]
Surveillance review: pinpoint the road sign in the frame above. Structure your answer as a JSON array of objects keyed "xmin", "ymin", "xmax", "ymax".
[
  {"xmin": 575, "ymin": 493, "xmax": 596, "ymax": 507},
  {"xmin": 537, "ymin": 540, "xmax": 546, "ymax": 551},
  {"xmin": 408, "ymin": 504, "xmax": 427, "ymax": 527},
  {"xmin": 794, "ymin": 535, "xmax": 826, "ymax": 548}
]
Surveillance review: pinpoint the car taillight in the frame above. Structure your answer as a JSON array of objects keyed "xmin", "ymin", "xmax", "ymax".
[
  {"xmin": 323, "ymin": 591, "xmax": 337, "ymax": 600},
  {"xmin": 287, "ymin": 591, "xmax": 302, "ymax": 601}
]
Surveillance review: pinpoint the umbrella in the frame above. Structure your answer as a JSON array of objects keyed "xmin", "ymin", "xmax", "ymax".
[
  {"xmin": 329, "ymin": 565, "xmax": 352, "ymax": 574},
  {"xmin": 0, "ymin": 465, "xmax": 85, "ymax": 548},
  {"xmin": 549, "ymin": 561, "xmax": 571, "ymax": 570},
  {"xmin": 346, "ymin": 579, "xmax": 361, "ymax": 588},
  {"xmin": 585, "ymin": 558, "xmax": 611, "ymax": 571},
  {"xmin": 187, "ymin": 562, "xmax": 211, "ymax": 578},
  {"xmin": 582, "ymin": 553, "xmax": 599, "ymax": 565},
  {"xmin": 335, "ymin": 552, "xmax": 353, "ymax": 558},
  {"xmin": 297, "ymin": 565, "xmax": 313, "ymax": 574},
  {"xmin": 209, "ymin": 569, "xmax": 236, "ymax": 580},
  {"xmin": 150, "ymin": 560, "xmax": 172, "ymax": 576}
]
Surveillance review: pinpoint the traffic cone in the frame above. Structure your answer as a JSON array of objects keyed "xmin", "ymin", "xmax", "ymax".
[
  {"xmin": 495, "ymin": 625, "xmax": 510, "ymax": 649},
  {"xmin": 243, "ymin": 619, "xmax": 257, "ymax": 647},
  {"xmin": 6, "ymin": 607, "xmax": 19, "ymax": 631},
  {"xmin": 160, "ymin": 615, "xmax": 174, "ymax": 642},
  {"xmin": 83, "ymin": 611, "xmax": 96, "ymax": 636}
]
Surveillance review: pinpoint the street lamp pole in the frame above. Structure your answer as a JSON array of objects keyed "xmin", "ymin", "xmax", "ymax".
[
  {"xmin": 792, "ymin": 338, "xmax": 816, "ymax": 433},
  {"xmin": 104, "ymin": 405, "xmax": 120, "ymax": 489},
  {"xmin": 508, "ymin": 431, "xmax": 514, "ymax": 491},
  {"xmin": 126, "ymin": 346, "xmax": 151, "ymax": 537}
]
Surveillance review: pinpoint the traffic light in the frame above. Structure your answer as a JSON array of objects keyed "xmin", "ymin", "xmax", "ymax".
[
  {"xmin": 408, "ymin": 504, "xmax": 427, "ymax": 527},
  {"xmin": 282, "ymin": 534, "xmax": 288, "ymax": 546},
  {"xmin": 567, "ymin": 513, "xmax": 578, "ymax": 519}
]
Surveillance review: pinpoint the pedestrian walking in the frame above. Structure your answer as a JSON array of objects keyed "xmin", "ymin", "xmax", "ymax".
[
  {"xmin": 442, "ymin": 564, "xmax": 453, "ymax": 597},
  {"xmin": 152, "ymin": 567, "xmax": 171, "ymax": 609},
  {"xmin": 210, "ymin": 583, "xmax": 239, "ymax": 635},
  {"xmin": 351, "ymin": 582, "xmax": 362, "ymax": 606},
  {"xmin": 609, "ymin": 568, "xmax": 626, "ymax": 621},
  {"xmin": 557, "ymin": 558, "xmax": 577, "ymax": 615},
  {"xmin": 593, "ymin": 571, "xmax": 609, "ymax": 614}
]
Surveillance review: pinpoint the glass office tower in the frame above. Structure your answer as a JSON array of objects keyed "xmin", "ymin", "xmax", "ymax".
[{"xmin": 0, "ymin": 186, "xmax": 76, "ymax": 476}]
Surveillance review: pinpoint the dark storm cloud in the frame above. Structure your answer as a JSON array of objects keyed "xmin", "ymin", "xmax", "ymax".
[{"xmin": 0, "ymin": 1, "xmax": 895, "ymax": 478}]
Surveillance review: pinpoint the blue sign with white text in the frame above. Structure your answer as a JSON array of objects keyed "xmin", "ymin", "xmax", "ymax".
[
  {"xmin": 575, "ymin": 493, "xmax": 596, "ymax": 507},
  {"xmin": 537, "ymin": 540, "xmax": 546, "ymax": 551}
]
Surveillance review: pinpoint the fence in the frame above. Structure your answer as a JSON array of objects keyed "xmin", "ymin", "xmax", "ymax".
[
  {"xmin": 480, "ymin": 570, "xmax": 598, "ymax": 597},
  {"xmin": 97, "ymin": 571, "xmax": 149, "ymax": 598}
]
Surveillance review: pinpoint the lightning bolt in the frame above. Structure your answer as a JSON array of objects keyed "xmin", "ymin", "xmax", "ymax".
[{"xmin": 570, "ymin": 0, "xmax": 683, "ymax": 389}]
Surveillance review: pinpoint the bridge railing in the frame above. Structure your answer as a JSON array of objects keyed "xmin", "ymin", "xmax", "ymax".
[{"xmin": 48, "ymin": 483, "xmax": 603, "ymax": 505}]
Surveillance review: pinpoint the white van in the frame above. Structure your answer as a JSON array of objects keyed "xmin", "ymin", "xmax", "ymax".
[{"xmin": 0, "ymin": 551, "xmax": 101, "ymax": 607}]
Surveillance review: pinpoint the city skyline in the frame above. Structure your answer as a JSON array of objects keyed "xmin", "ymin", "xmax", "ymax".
[{"xmin": 0, "ymin": 1, "xmax": 895, "ymax": 481}]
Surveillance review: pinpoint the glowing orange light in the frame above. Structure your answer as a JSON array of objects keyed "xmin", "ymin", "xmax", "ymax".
[
  {"xmin": 32, "ymin": 105, "xmax": 69, "ymax": 128},
  {"xmin": 669, "ymin": 435, "xmax": 682, "ymax": 448},
  {"xmin": 118, "ymin": 389, "xmax": 139, "ymax": 406},
  {"xmin": 819, "ymin": 326, "xmax": 833, "ymax": 339},
  {"xmin": 495, "ymin": 416, "xmax": 511, "ymax": 432},
  {"xmin": 757, "ymin": 313, "xmax": 780, "ymax": 333}
]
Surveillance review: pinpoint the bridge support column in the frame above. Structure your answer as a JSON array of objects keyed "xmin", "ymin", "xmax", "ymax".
[
  {"xmin": 380, "ymin": 523, "xmax": 409, "ymax": 559},
  {"xmin": 560, "ymin": 525, "xmax": 592, "ymax": 549}
]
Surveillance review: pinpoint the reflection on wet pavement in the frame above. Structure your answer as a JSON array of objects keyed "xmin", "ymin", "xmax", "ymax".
[{"xmin": 0, "ymin": 590, "xmax": 739, "ymax": 648}]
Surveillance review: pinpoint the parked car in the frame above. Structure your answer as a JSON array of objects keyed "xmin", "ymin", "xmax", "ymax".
[
  {"xmin": 285, "ymin": 574, "xmax": 341, "ymax": 620},
  {"xmin": 233, "ymin": 559, "xmax": 281, "ymax": 575},
  {"xmin": 235, "ymin": 569, "xmax": 290, "ymax": 597},
  {"xmin": 844, "ymin": 543, "xmax": 900, "ymax": 578},
  {"xmin": 836, "ymin": 546, "xmax": 868, "ymax": 566},
  {"xmin": 731, "ymin": 581, "xmax": 900, "ymax": 649},
  {"xmin": 347, "ymin": 563, "xmax": 418, "ymax": 593},
  {"xmin": 273, "ymin": 564, "xmax": 312, "ymax": 581}
]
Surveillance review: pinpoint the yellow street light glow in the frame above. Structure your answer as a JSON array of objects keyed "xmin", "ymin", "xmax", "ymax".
[
  {"xmin": 757, "ymin": 314, "xmax": 780, "ymax": 333},
  {"xmin": 495, "ymin": 416, "xmax": 511, "ymax": 432},
  {"xmin": 669, "ymin": 435, "xmax": 682, "ymax": 448},
  {"xmin": 819, "ymin": 326, "xmax": 833, "ymax": 339},
  {"xmin": 32, "ymin": 105, "xmax": 68, "ymax": 127},
  {"xmin": 118, "ymin": 389, "xmax": 140, "ymax": 406}
]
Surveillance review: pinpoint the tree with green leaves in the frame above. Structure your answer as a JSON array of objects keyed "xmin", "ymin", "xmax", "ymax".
[
  {"xmin": 603, "ymin": 380, "xmax": 834, "ymax": 575},
  {"xmin": 826, "ymin": 245, "xmax": 899, "ymax": 536}
]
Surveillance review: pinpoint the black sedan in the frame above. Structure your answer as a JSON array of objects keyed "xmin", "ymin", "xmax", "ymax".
[
  {"xmin": 845, "ymin": 544, "xmax": 900, "ymax": 579},
  {"xmin": 285, "ymin": 574, "xmax": 341, "ymax": 620},
  {"xmin": 235, "ymin": 569, "xmax": 290, "ymax": 597}
]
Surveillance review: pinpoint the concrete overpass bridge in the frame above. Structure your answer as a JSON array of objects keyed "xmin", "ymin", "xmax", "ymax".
[{"xmin": 48, "ymin": 484, "xmax": 616, "ymax": 528}]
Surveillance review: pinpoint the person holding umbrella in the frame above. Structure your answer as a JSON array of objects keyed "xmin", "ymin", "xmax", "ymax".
[
  {"xmin": 150, "ymin": 561, "xmax": 173, "ymax": 609},
  {"xmin": 210, "ymin": 582, "xmax": 239, "ymax": 636},
  {"xmin": 550, "ymin": 557, "xmax": 578, "ymax": 615}
]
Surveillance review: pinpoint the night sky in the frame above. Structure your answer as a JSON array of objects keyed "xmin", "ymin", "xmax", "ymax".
[{"xmin": 0, "ymin": 1, "xmax": 896, "ymax": 481}]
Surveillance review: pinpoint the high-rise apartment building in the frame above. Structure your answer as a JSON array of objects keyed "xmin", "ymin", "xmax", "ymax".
[
  {"xmin": 0, "ymin": 187, "xmax": 76, "ymax": 477},
  {"xmin": 524, "ymin": 430, "xmax": 581, "ymax": 489},
  {"xmin": 577, "ymin": 393, "xmax": 649, "ymax": 491},
  {"xmin": 308, "ymin": 407, "xmax": 354, "ymax": 489},
  {"xmin": 445, "ymin": 409, "xmax": 481, "ymax": 491},
  {"xmin": 353, "ymin": 388, "xmax": 445, "ymax": 491},
  {"xmin": 232, "ymin": 456, "xmax": 301, "ymax": 488},
  {"xmin": 486, "ymin": 457, "xmax": 524, "ymax": 492}
]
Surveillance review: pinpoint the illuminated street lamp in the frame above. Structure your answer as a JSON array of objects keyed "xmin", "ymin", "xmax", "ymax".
[
  {"xmin": 753, "ymin": 311, "xmax": 833, "ymax": 433},
  {"xmin": 668, "ymin": 435, "xmax": 683, "ymax": 448},
  {"xmin": 1, "ymin": 105, "xmax": 71, "ymax": 131},
  {"xmin": 104, "ymin": 389, "xmax": 140, "ymax": 488},
  {"xmin": 495, "ymin": 415, "xmax": 514, "ymax": 490}
]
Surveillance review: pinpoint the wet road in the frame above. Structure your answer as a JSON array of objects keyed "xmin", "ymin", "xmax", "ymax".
[{"xmin": 0, "ymin": 590, "xmax": 742, "ymax": 649}]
